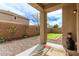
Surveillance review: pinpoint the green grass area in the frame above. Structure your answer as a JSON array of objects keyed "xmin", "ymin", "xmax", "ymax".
[{"xmin": 47, "ymin": 33, "xmax": 62, "ymax": 39}]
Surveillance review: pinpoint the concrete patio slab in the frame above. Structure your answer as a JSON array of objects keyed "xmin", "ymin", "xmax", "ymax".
[{"xmin": 16, "ymin": 42, "xmax": 65, "ymax": 56}]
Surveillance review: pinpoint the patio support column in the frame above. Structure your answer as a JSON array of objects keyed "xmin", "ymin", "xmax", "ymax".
[
  {"xmin": 77, "ymin": 4, "xmax": 79, "ymax": 53},
  {"xmin": 40, "ymin": 10, "xmax": 47, "ymax": 45}
]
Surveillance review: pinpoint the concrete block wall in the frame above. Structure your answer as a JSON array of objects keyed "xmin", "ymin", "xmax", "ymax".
[
  {"xmin": 0, "ymin": 10, "xmax": 28, "ymax": 40},
  {"xmin": 26, "ymin": 26, "xmax": 40, "ymax": 37},
  {"xmin": 0, "ymin": 22, "xmax": 27, "ymax": 40}
]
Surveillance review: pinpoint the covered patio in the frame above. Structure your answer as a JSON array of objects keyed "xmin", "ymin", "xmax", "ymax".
[
  {"xmin": 27, "ymin": 3, "xmax": 79, "ymax": 56},
  {"xmin": 0, "ymin": 3, "xmax": 79, "ymax": 56}
]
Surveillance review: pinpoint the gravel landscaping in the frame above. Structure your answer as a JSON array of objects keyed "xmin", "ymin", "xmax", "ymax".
[
  {"xmin": 0, "ymin": 35, "xmax": 62, "ymax": 56},
  {"xmin": 0, "ymin": 36, "xmax": 40, "ymax": 56}
]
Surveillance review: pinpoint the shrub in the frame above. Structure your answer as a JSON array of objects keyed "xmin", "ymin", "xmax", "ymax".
[
  {"xmin": 8, "ymin": 25, "xmax": 17, "ymax": 35},
  {"xmin": 0, "ymin": 36, "xmax": 6, "ymax": 43}
]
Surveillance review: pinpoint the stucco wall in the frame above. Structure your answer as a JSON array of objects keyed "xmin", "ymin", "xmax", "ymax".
[
  {"xmin": 0, "ymin": 10, "xmax": 28, "ymax": 25},
  {"xmin": 62, "ymin": 4, "xmax": 77, "ymax": 48}
]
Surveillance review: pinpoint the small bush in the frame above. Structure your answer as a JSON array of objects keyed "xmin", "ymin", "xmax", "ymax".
[{"xmin": 0, "ymin": 36, "xmax": 6, "ymax": 43}]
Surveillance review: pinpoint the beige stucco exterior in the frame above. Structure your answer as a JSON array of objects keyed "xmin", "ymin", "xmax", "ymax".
[
  {"xmin": 40, "ymin": 11, "xmax": 47, "ymax": 45},
  {"xmin": 0, "ymin": 10, "xmax": 29, "ymax": 25},
  {"xmin": 62, "ymin": 4, "xmax": 77, "ymax": 48},
  {"xmin": 77, "ymin": 4, "xmax": 79, "ymax": 53}
]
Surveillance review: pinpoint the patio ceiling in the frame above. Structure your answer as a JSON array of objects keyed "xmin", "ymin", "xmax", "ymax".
[
  {"xmin": 29, "ymin": 3, "xmax": 62, "ymax": 12},
  {"xmin": 37, "ymin": 3, "xmax": 60, "ymax": 9}
]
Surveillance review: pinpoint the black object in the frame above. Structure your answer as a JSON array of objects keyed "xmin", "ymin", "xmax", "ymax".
[
  {"xmin": 14, "ymin": 16, "xmax": 16, "ymax": 19},
  {"xmin": 66, "ymin": 32, "xmax": 76, "ymax": 50}
]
